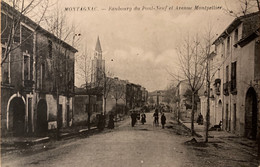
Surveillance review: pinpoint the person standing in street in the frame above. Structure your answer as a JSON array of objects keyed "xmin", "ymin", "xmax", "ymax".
[
  {"xmin": 131, "ymin": 111, "xmax": 137, "ymax": 127},
  {"xmin": 153, "ymin": 109, "xmax": 159, "ymax": 126},
  {"xmin": 108, "ymin": 113, "xmax": 115, "ymax": 129},
  {"xmin": 141, "ymin": 112, "xmax": 146, "ymax": 125},
  {"xmin": 161, "ymin": 113, "xmax": 166, "ymax": 129}
]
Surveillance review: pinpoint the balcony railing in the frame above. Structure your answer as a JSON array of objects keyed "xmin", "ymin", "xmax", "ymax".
[
  {"xmin": 24, "ymin": 80, "xmax": 34, "ymax": 87},
  {"xmin": 214, "ymin": 78, "xmax": 221, "ymax": 96}
]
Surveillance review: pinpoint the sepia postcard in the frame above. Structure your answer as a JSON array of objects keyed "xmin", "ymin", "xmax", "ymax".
[{"xmin": 1, "ymin": 0, "xmax": 260, "ymax": 166}]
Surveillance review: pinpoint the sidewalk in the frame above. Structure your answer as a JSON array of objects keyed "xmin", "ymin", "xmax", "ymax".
[
  {"xmin": 1, "ymin": 116, "xmax": 129, "ymax": 154},
  {"xmin": 1, "ymin": 126, "xmax": 98, "ymax": 154},
  {"xmin": 181, "ymin": 121, "xmax": 258, "ymax": 157}
]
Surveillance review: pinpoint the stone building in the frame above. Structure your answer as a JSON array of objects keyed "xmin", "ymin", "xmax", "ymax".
[
  {"xmin": 1, "ymin": 1, "xmax": 77, "ymax": 136},
  {"xmin": 202, "ymin": 12, "xmax": 260, "ymax": 139}
]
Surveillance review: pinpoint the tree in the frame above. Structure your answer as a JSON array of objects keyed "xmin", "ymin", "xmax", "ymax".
[
  {"xmin": 75, "ymin": 45, "xmax": 94, "ymax": 129},
  {"xmin": 224, "ymin": 0, "xmax": 260, "ymax": 17},
  {"xmin": 183, "ymin": 89, "xmax": 200, "ymax": 111},
  {"xmin": 1, "ymin": 0, "xmax": 49, "ymax": 66},
  {"xmin": 148, "ymin": 96, "xmax": 155, "ymax": 104},
  {"xmin": 111, "ymin": 80, "xmax": 125, "ymax": 121},
  {"xmin": 176, "ymin": 34, "xmax": 207, "ymax": 136},
  {"xmin": 163, "ymin": 84, "xmax": 178, "ymax": 105},
  {"xmin": 43, "ymin": 1, "xmax": 80, "ymax": 136},
  {"xmin": 93, "ymin": 68, "xmax": 114, "ymax": 115},
  {"xmin": 102, "ymin": 73, "xmax": 114, "ymax": 115}
]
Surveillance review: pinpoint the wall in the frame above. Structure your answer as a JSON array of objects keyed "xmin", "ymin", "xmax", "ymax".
[
  {"xmin": 46, "ymin": 94, "xmax": 57, "ymax": 129},
  {"xmin": 237, "ymin": 39, "xmax": 257, "ymax": 136},
  {"xmin": 74, "ymin": 95, "xmax": 98, "ymax": 126}
]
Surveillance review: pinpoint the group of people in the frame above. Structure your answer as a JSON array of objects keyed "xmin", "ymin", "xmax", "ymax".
[
  {"xmin": 101, "ymin": 108, "xmax": 167, "ymax": 130},
  {"xmin": 130, "ymin": 111, "xmax": 139, "ymax": 127},
  {"xmin": 153, "ymin": 109, "xmax": 166, "ymax": 128},
  {"xmin": 130, "ymin": 109, "xmax": 166, "ymax": 129}
]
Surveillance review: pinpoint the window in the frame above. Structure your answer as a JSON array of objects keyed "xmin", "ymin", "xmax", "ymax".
[
  {"xmin": 40, "ymin": 63, "xmax": 45, "ymax": 89},
  {"xmin": 234, "ymin": 29, "xmax": 238, "ymax": 43},
  {"xmin": 221, "ymin": 42, "xmax": 225, "ymax": 57},
  {"xmin": 1, "ymin": 47, "xmax": 10, "ymax": 84},
  {"xmin": 48, "ymin": 40, "xmax": 52, "ymax": 58},
  {"xmin": 227, "ymin": 37, "xmax": 231, "ymax": 54},
  {"xmin": 21, "ymin": 24, "xmax": 33, "ymax": 54},
  {"xmin": 231, "ymin": 61, "xmax": 237, "ymax": 93},
  {"xmin": 24, "ymin": 53, "xmax": 30, "ymax": 80},
  {"xmin": 226, "ymin": 65, "xmax": 229, "ymax": 82}
]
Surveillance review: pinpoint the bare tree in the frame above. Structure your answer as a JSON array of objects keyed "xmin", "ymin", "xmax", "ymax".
[
  {"xmin": 92, "ymin": 68, "xmax": 114, "ymax": 115},
  {"xmin": 224, "ymin": 0, "xmax": 260, "ymax": 17},
  {"xmin": 102, "ymin": 72, "xmax": 114, "ymax": 115},
  {"xmin": 111, "ymin": 80, "xmax": 125, "ymax": 120},
  {"xmin": 1, "ymin": 0, "xmax": 49, "ymax": 66},
  {"xmin": 163, "ymin": 84, "xmax": 178, "ymax": 105},
  {"xmin": 176, "ymin": 34, "xmax": 207, "ymax": 136},
  {"xmin": 75, "ymin": 45, "xmax": 95, "ymax": 129},
  {"xmin": 43, "ymin": 2, "xmax": 80, "ymax": 136},
  {"xmin": 202, "ymin": 24, "xmax": 222, "ymax": 142}
]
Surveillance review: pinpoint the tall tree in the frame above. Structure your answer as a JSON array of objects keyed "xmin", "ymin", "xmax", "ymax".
[
  {"xmin": 93, "ymin": 68, "xmax": 114, "ymax": 115},
  {"xmin": 43, "ymin": 1, "xmax": 80, "ymax": 134},
  {"xmin": 176, "ymin": 34, "xmax": 207, "ymax": 136},
  {"xmin": 111, "ymin": 79, "xmax": 125, "ymax": 120},
  {"xmin": 76, "ymin": 45, "xmax": 94, "ymax": 129}
]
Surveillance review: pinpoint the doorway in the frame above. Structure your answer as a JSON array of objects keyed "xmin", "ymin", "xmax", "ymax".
[
  {"xmin": 245, "ymin": 87, "xmax": 258, "ymax": 139},
  {"xmin": 9, "ymin": 97, "xmax": 26, "ymax": 136},
  {"xmin": 36, "ymin": 99, "xmax": 48, "ymax": 134}
]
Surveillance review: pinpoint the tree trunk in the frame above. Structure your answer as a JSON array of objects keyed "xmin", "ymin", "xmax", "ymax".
[
  {"xmin": 103, "ymin": 97, "xmax": 107, "ymax": 115},
  {"xmin": 115, "ymin": 99, "xmax": 118, "ymax": 122},
  {"xmin": 177, "ymin": 102, "xmax": 180, "ymax": 124},
  {"xmin": 56, "ymin": 87, "xmax": 60, "ymax": 140},
  {"xmin": 87, "ymin": 95, "xmax": 91, "ymax": 130},
  {"xmin": 191, "ymin": 92, "xmax": 195, "ymax": 136},
  {"xmin": 256, "ymin": 0, "xmax": 260, "ymax": 12},
  {"xmin": 205, "ymin": 84, "xmax": 210, "ymax": 142},
  {"xmin": 205, "ymin": 54, "xmax": 210, "ymax": 143}
]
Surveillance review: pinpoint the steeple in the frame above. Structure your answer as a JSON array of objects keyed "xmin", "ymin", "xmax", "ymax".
[{"xmin": 95, "ymin": 36, "xmax": 102, "ymax": 53}]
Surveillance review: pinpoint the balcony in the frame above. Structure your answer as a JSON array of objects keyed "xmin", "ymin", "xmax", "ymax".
[
  {"xmin": 24, "ymin": 80, "xmax": 34, "ymax": 87},
  {"xmin": 214, "ymin": 78, "xmax": 221, "ymax": 96}
]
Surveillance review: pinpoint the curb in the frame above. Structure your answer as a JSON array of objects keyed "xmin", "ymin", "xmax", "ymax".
[
  {"xmin": 59, "ymin": 127, "xmax": 99, "ymax": 140},
  {"xmin": 11, "ymin": 137, "xmax": 50, "ymax": 147}
]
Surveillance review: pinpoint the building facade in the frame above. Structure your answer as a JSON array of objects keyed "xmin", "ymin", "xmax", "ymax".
[
  {"xmin": 1, "ymin": 1, "xmax": 77, "ymax": 136},
  {"xmin": 201, "ymin": 12, "xmax": 260, "ymax": 140}
]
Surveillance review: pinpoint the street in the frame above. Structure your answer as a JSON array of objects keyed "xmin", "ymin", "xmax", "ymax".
[
  {"xmin": 1, "ymin": 112, "xmax": 258, "ymax": 167},
  {"xmin": 2, "ymin": 113, "xmax": 195, "ymax": 167}
]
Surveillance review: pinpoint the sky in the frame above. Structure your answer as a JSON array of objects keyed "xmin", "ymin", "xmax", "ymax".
[{"xmin": 50, "ymin": 0, "xmax": 255, "ymax": 92}]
